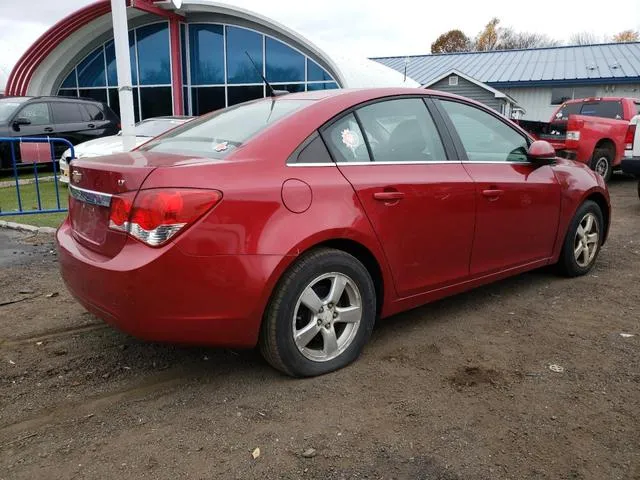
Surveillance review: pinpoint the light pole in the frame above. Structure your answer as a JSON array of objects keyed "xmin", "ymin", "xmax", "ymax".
[{"xmin": 110, "ymin": 0, "xmax": 136, "ymax": 151}]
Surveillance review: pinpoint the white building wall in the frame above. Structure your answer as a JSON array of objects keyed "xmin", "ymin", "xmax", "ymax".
[{"xmin": 503, "ymin": 84, "xmax": 640, "ymax": 122}]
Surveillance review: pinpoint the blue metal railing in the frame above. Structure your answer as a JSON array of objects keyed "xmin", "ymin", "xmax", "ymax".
[{"xmin": 0, "ymin": 137, "xmax": 75, "ymax": 217}]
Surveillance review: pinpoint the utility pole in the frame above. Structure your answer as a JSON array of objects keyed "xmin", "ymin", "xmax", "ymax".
[{"xmin": 110, "ymin": 0, "xmax": 136, "ymax": 150}]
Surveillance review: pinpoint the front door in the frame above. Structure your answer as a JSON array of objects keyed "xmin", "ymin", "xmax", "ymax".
[
  {"xmin": 435, "ymin": 98, "xmax": 561, "ymax": 275},
  {"xmin": 321, "ymin": 98, "xmax": 476, "ymax": 298}
]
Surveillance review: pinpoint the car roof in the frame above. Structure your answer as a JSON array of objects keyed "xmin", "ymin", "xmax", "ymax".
[{"xmin": 2, "ymin": 95, "xmax": 105, "ymax": 104}]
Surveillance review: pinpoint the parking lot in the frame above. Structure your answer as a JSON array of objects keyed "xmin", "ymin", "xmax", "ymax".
[{"xmin": 0, "ymin": 177, "xmax": 638, "ymax": 480}]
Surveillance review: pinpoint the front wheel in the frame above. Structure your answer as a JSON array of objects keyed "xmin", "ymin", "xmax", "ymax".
[
  {"xmin": 259, "ymin": 248, "xmax": 376, "ymax": 377},
  {"xmin": 557, "ymin": 200, "xmax": 604, "ymax": 277}
]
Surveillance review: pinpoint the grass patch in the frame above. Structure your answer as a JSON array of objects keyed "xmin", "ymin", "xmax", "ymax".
[
  {"xmin": 0, "ymin": 164, "xmax": 57, "ymax": 182},
  {"xmin": 0, "ymin": 180, "xmax": 68, "ymax": 227}
]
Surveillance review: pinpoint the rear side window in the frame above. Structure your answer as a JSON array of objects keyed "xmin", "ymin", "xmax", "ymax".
[
  {"xmin": 579, "ymin": 101, "xmax": 623, "ymax": 119},
  {"xmin": 83, "ymin": 104, "xmax": 105, "ymax": 121},
  {"xmin": 355, "ymin": 98, "xmax": 446, "ymax": 162},
  {"xmin": 322, "ymin": 113, "xmax": 371, "ymax": 163},
  {"xmin": 140, "ymin": 99, "xmax": 310, "ymax": 159},
  {"xmin": 292, "ymin": 134, "xmax": 333, "ymax": 164},
  {"xmin": 51, "ymin": 102, "xmax": 85, "ymax": 123}
]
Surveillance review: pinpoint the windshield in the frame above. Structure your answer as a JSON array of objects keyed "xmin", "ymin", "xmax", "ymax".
[
  {"xmin": 134, "ymin": 118, "xmax": 191, "ymax": 137},
  {"xmin": 0, "ymin": 98, "xmax": 29, "ymax": 123},
  {"xmin": 139, "ymin": 99, "xmax": 311, "ymax": 159}
]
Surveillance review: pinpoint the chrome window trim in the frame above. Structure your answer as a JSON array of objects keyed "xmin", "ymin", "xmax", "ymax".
[
  {"xmin": 68, "ymin": 184, "xmax": 113, "ymax": 207},
  {"xmin": 288, "ymin": 160, "xmax": 533, "ymax": 167}
]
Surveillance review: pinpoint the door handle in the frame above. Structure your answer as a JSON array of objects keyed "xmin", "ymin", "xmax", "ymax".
[
  {"xmin": 482, "ymin": 189, "xmax": 504, "ymax": 199},
  {"xmin": 44, "ymin": 127, "xmax": 54, "ymax": 133},
  {"xmin": 88, "ymin": 123, "xmax": 95, "ymax": 128},
  {"xmin": 373, "ymin": 191, "xmax": 405, "ymax": 201}
]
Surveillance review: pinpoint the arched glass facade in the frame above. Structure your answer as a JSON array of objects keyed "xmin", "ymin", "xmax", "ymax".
[{"xmin": 57, "ymin": 22, "xmax": 338, "ymax": 120}]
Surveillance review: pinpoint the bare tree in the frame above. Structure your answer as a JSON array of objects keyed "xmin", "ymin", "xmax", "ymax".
[
  {"xmin": 568, "ymin": 32, "xmax": 601, "ymax": 45},
  {"xmin": 499, "ymin": 29, "xmax": 560, "ymax": 49}
]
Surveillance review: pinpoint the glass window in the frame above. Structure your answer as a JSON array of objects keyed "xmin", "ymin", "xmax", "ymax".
[
  {"xmin": 83, "ymin": 104, "xmax": 105, "ymax": 121},
  {"xmin": 551, "ymin": 88, "xmax": 572, "ymax": 105},
  {"xmin": 140, "ymin": 99, "xmax": 309, "ymax": 159},
  {"xmin": 109, "ymin": 88, "xmax": 139, "ymax": 122},
  {"xmin": 58, "ymin": 89, "xmax": 78, "ymax": 98},
  {"xmin": 136, "ymin": 23, "xmax": 171, "ymax": 85},
  {"xmin": 79, "ymin": 88, "xmax": 108, "ymax": 105},
  {"xmin": 0, "ymin": 98, "xmax": 29, "ymax": 123},
  {"xmin": 77, "ymin": 48, "xmax": 106, "ymax": 88},
  {"xmin": 226, "ymin": 26, "xmax": 263, "ymax": 84},
  {"xmin": 579, "ymin": 101, "xmax": 624, "ymax": 119},
  {"xmin": 189, "ymin": 24, "xmax": 224, "ymax": 85},
  {"xmin": 17, "ymin": 103, "xmax": 51, "ymax": 126},
  {"xmin": 140, "ymin": 87, "xmax": 173, "ymax": 120},
  {"xmin": 266, "ymin": 37, "xmax": 304, "ymax": 82},
  {"xmin": 105, "ymin": 35, "xmax": 137, "ymax": 86},
  {"xmin": 307, "ymin": 82, "xmax": 339, "ymax": 91},
  {"xmin": 356, "ymin": 98, "xmax": 446, "ymax": 162},
  {"xmin": 573, "ymin": 86, "xmax": 597, "ymax": 99},
  {"xmin": 227, "ymin": 86, "xmax": 264, "ymax": 107},
  {"xmin": 322, "ymin": 113, "xmax": 371, "ymax": 163},
  {"xmin": 274, "ymin": 84, "xmax": 304, "ymax": 93},
  {"xmin": 191, "ymin": 87, "xmax": 225, "ymax": 115},
  {"xmin": 307, "ymin": 59, "xmax": 333, "ymax": 82},
  {"xmin": 440, "ymin": 100, "xmax": 529, "ymax": 162},
  {"xmin": 183, "ymin": 86, "xmax": 189, "ymax": 115},
  {"xmin": 61, "ymin": 71, "xmax": 77, "ymax": 89},
  {"xmin": 180, "ymin": 24, "xmax": 188, "ymax": 85},
  {"xmin": 294, "ymin": 134, "xmax": 333, "ymax": 164},
  {"xmin": 51, "ymin": 102, "xmax": 85, "ymax": 123}
]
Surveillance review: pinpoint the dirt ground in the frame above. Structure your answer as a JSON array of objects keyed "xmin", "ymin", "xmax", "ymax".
[{"xmin": 1, "ymin": 177, "xmax": 639, "ymax": 480}]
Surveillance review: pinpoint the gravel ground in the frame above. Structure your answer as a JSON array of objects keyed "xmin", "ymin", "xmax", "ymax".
[{"xmin": 0, "ymin": 177, "xmax": 639, "ymax": 480}]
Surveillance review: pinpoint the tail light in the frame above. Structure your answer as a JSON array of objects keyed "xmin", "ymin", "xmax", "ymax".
[
  {"xmin": 625, "ymin": 124, "xmax": 636, "ymax": 151},
  {"xmin": 566, "ymin": 131, "xmax": 580, "ymax": 141},
  {"xmin": 109, "ymin": 188, "xmax": 222, "ymax": 246}
]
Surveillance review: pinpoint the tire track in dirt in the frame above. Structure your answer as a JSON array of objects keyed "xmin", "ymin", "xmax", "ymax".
[{"xmin": 0, "ymin": 323, "xmax": 108, "ymax": 348}]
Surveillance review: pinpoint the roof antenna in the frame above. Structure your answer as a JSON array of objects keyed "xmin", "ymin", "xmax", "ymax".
[{"xmin": 245, "ymin": 51, "xmax": 288, "ymax": 97}]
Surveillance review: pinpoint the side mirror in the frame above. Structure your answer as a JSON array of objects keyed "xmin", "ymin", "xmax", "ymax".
[
  {"xmin": 13, "ymin": 117, "xmax": 31, "ymax": 129},
  {"xmin": 527, "ymin": 140, "xmax": 556, "ymax": 164}
]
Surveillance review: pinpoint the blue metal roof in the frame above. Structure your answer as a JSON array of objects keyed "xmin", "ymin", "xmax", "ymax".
[{"xmin": 372, "ymin": 42, "xmax": 640, "ymax": 87}]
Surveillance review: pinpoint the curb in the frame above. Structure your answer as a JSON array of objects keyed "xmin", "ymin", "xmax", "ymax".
[{"xmin": 0, "ymin": 220, "xmax": 56, "ymax": 235}]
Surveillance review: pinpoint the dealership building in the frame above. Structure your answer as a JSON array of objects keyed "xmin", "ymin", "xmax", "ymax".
[
  {"xmin": 373, "ymin": 42, "xmax": 640, "ymax": 121},
  {"xmin": 4, "ymin": 0, "xmax": 415, "ymax": 120}
]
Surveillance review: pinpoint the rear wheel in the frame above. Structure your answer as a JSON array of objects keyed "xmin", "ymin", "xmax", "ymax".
[
  {"xmin": 557, "ymin": 200, "xmax": 603, "ymax": 277},
  {"xmin": 590, "ymin": 148, "xmax": 613, "ymax": 182},
  {"xmin": 259, "ymin": 248, "xmax": 376, "ymax": 377}
]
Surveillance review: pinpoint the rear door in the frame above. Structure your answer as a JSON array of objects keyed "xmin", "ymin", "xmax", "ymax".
[
  {"xmin": 51, "ymin": 101, "xmax": 94, "ymax": 150},
  {"xmin": 434, "ymin": 98, "xmax": 561, "ymax": 275},
  {"xmin": 321, "ymin": 97, "xmax": 476, "ymax": 298}
]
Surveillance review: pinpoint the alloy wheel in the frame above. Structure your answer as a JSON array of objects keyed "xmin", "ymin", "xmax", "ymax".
[
  {"xmin": 574, "ymin": 212, "xmax": 600, "ymax": 268},
  {"xmin": 292, "ymin": 272, "xmax": 362, "ymax": 362}
]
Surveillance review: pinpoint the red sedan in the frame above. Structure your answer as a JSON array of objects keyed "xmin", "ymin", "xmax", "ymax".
[{"xmin": 57, "ymin": 88, "xmax": 610, "ymax": 377}]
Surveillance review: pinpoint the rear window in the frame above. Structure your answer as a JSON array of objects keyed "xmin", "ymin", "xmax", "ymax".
[
  {"xmin": 554, "ymin": 100, "xmax": 624, "ymax": 121},
  {"xmin": 140, "ymin": 99, "xmax": 310, "ymax": 158}
]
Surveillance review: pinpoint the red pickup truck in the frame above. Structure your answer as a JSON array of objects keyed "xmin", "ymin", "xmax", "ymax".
[{"xmin": 518, "ymin": 97, "xmax": 640, "ymax": 181}]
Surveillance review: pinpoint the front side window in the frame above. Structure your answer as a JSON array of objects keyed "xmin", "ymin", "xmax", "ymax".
[
  {"xmin": 439, "ymin": 100, "xmax": 528, "ymax": 162},
  {"xmin": 356, "ymin": 98, "xmax": 446, "ymax": 162},
  {"xmin": 322, "ymin": 114, "xmax": 370, "ymax": 163},
  {"xmin": 16, "ymin": 103, "xmax": 51, "ymax": 126},
  {"xmin": 140, "ymin": 99, "xmax": 309, "ymax": 159},
  {"xmin": 0, "ymin": 98, "xmax": 28, "ymax": 123}
]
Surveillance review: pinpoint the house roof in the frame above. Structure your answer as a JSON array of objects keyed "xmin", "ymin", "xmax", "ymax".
[{"xmin": 372, "ymin": 42, "xmax": 640, "ymax": 88}]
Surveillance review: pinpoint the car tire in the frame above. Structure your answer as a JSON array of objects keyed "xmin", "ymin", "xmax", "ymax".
[
  {"xmin": 557, "ymin": 200, "xmax": 604, "ymax": 277},
  {"xmin": 637, "ymin": 180, "xmax": 640, "ymax": 200},
  {"xmin": 590, "ymin": 148, "xmax": 613, "ymax": 182},
  {"xmin": 259, "ymin": 248, "xmax": 376, "ymax": 377}
]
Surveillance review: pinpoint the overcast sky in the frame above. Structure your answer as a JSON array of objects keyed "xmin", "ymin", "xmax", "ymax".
[{"xmin": 1, "ymin": 0, "xmax": 640, "ymax": 89}]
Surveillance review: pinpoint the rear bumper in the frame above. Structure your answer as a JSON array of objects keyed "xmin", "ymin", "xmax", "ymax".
[
  {"xmin": 56, "ymin": 220, "xmax": 284, "ymax": 348},
  {"xmin": 621, "ymin": 157, "xmax": 640, "ymax": 175}
]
